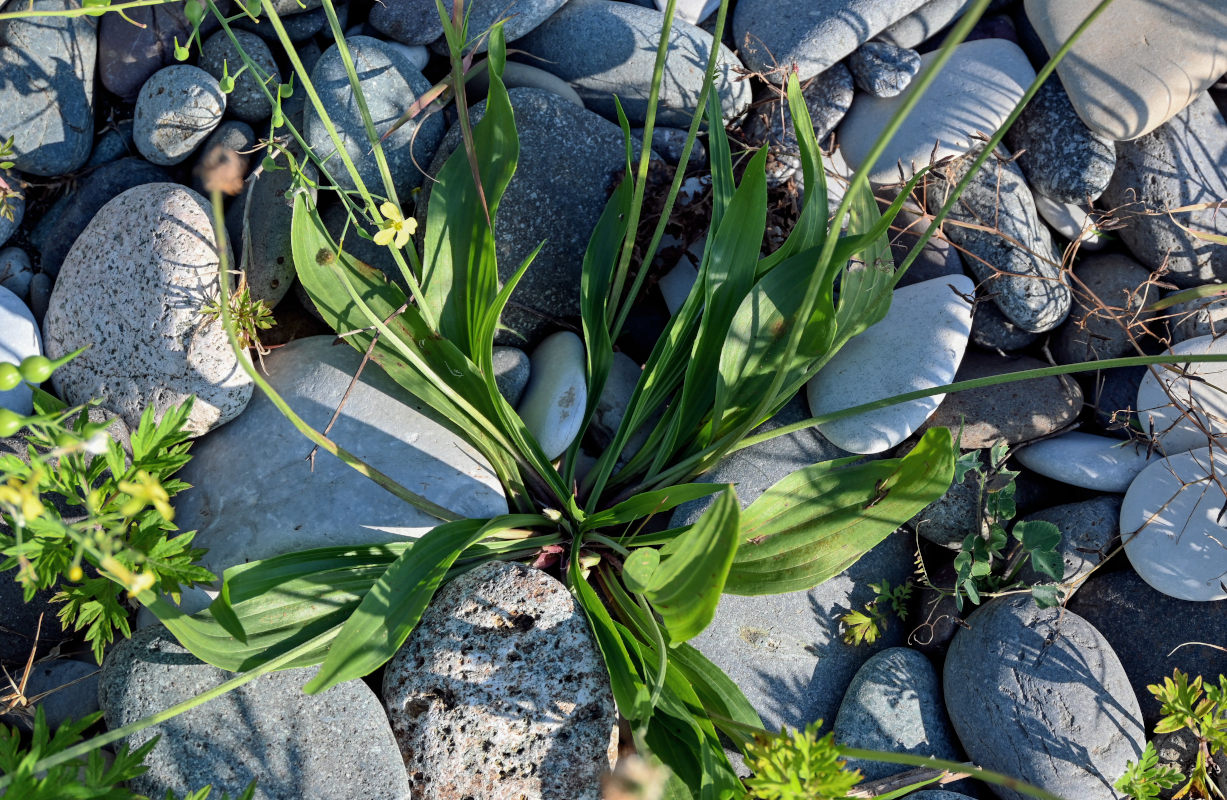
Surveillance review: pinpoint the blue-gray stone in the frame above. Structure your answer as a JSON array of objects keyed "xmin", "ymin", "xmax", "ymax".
[
  {"xmin": 1068, "ymin": 568, "xmax": 1227, "ymax": 729},
  {"xmin": 1085, "ymin": 365, "xmax": 1146, "ymax": 437},
  {"xmin": 970, "ymin": 299, "xmax": 1040, "ymax": 352},
  {"xmin": 944, "ymin": 596, "xmax": 1144, "ymax": 800},
  {"xmin": 1004, "ymin": 77, "xmax": 1115, "ymax": 203},
  {"xmin": 0, "ymin": 0, "xmax": 95, "ymax": 176},
  {"xmin": 234, "ymin": 1, "xmax": 338, "ymax": 41},
  {"xmin": 133, "ymin": 65, "xmax": 226, "ymax": 166},
  {"xmin": 924, "ymin": 147, "xmax": 1068, "ymax": 333},
  {"xmin": 635, "ymin": 126, "xmax": 708, "ymax": 168},
  {"xmin": 8, "ymin": 659, "xmax": 99, "ymax": 731},
  {"xmin": 30, "ymin": 157, "xmax": 169, "ymax": 278},
  {"xmin": 493, "ymin": 346, "xmax": 530, "ymax": 406},
  {"xmin": 833, "ymin": 647, "xmax": 961, "ymax": 781},
  {"xmin": 199, "ymin": 29, "xmax": 278, "ymax": 123},
  {"xmin": 849, "ymin": 41, "xmax": 921, "ymax": 98},
  {"xmin": 368, "ymin": 0, "xmax": 443, "ymax": 45},
  {"xmin": 906, "ymin": 792, "xmax": 977, "ymax": 800},
  {"xmin": 877, "ymin": 0, "xmax": 975, "ymax": 50},
  {"xmin": 99, "ymin": 626, "xmax": 412, "ymax": 800},
  {"xmin": 27, "ymin": 273, "xmax": 51, "ymax": 325},
  {"xmin": 0, "ymin": 168, "xmax": 24, "ymax": 248},
  {"xmin": 427, "ymin": 0, "xmax": 570, "ymax": 54},
  {"xmin": 1051, "ymin": 253, "xmax": 1156, "ymax": 365},
  {"xmin": 86, "ymin": 120, "xmax": 136, "ymax": 167},
  {"xmin": 98, "ymin": 3, "xmax": 192, "ymax": 102},
  {"xmin": 516, "ymin": 0, "xmax": 751, "ymax": 127},
  {"xmin": 742, "ymin": 64, "xmax": 854, "ymax": 186},
  {"xmin": 306, "ymin": 35, "xmax": 444, "ymax": 197},
  {"xmin": 1014, "ymin": 496, "xmax": 1119, "ymax": 589},
  {"xmin": 0, "ymin": 247, "xmax": 33, "ymax": 301}
]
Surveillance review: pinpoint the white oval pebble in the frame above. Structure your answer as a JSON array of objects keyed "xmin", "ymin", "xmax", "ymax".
[
  {"xmin": 0, "ymin": 285, "xmax": 40, "ymax": 414},
  {"xmin": 517, "ymin": 331, "xmax": 587, "ymax": 460},
  {"xmin": 1137, "ymin": 335, "xmax": 1227, "ymax": 456},
  {"xmin": 1013, "ymin": 431, "xmax": 1157, "ymax": 492},
  {"xmin": 1033, "ymin": 194, "xmax": 1107, "ymax": 250},
  {"xmin": 808, "ymin": 274, "xmax": 973, "ymax": 454},
  {"xmin": 1122, "ymin": 448, "xmax": 1227, "ymax": 601}
]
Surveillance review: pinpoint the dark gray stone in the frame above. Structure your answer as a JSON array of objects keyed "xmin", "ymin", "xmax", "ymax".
[
  {"xmin": 1068, "ymin": 568, "xmax": 1227, "ymax": 729},
  {"xmin": 1014, "ymin": 496, "xmax": 1119, "ymax": 589},
  {"xmin": 420, "ymin": 88, "xmax": 631, "ymax": 346},
  {"xmin": 190, "ymin": 120, "xmax": 255, "ymax": 196},
  {"xmin": 98, "ymin": 3, "xmax": 191, "ymax": 102},
  {"xmin": 383, "ymin": 562, "xmax": 617, "ymax": 799},
  {"xmin": 493, "ymin": 345, "xmax": 530, "ymax": 406},
  {"xmin": 99, "ymin": 626, "xmax": 411, "ymax": 800},
  {"xmin": 926, "ymin": 351, "xmax": 1082, "ymax": 449},
  {"xmin": 86, "ymin": 120, "xmax": 136, "ymax": 167},
  {"xmin": 30, "ymin": 157, "xmax": 169, "ymax": 278},
  {"xmin": 0, "ymin": 247, "xmax": 32, "ymax": 301},
  {"xmin": 636, "ymin": 126, "xmax": 708, "ymax": 168},
  {"xmin": 1103, "ymin": 91, "xmax": 1227, "ymax": 288},
  {"xmin": 848, "ymin": 41, "xmax": 921, "ymax": 98},
  {"xmin": 833, "ymin": 647, "xmax": 961, "ymax": 781},
  {"xmin": 1004, "ymin": 77, "xmax": 1115, "ymax": 203},
  {"xmin": 2, "ymin": 659, "xmax": 99, "ymax": 731},
  {"xmin": 133, "ymin": 65, "xmax": 226, "ymax": 166},
  {"xmin": 199, "ymin": 29, "xmax": 278, "ymax": 123},
  {"xmin": 27, "ymin": 273, "xmax": 51, "ymax": 325},
  {"xmin": 368, "ymin": 0, "xmax": 443, "ymax": 45},
  {"xmin": 0, "ymin": 168, "xmax": 24, "ymax": 248},
  {"xmin": 741, "ymin": 64, "xmax": 854, "ymax": 186},
  {"xmin": 0, "ymin": 0, "xmax": 95, "ymax": 176},
  {"xmin": 0, "ymin": 573, "xmax": 70, "ymax": 666},
  {"xmin": 970, "ymin": 299, "xmax": 1040, "ymax": 352},
  {"xmin": 926, "ymin": 148, "xmax": 1068, "ymax": 333},
  {"xmin": 944, "ymin": 596, "xmax": 1144, "ymax": 800},
  {"xmin": 306, "ymin": 36, "xmax": 443, "ymax": 197},
  {"xmin": 234, "ymin": 1, "xmax": 337, "ymax": 41},
  {"xmin": 517, "ymin": 0, "xmax": 751, "ymax": 127},
  {"xmin": 1084, "ymin": 365, "xmax": 1146, "ymax": 438},
  {"xmin": 1052, "ymin": 253, "xmax": 1157, "ymax": 365},
  {"xmin": 911, "ymin": 469, "xmax": 982, "ymax": 549}
]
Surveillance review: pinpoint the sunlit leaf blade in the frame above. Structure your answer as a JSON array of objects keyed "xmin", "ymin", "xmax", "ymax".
[
  {"xmin": 580, "ymin": 483, "xmax": 725, "ymax": 532},
  {"xmin": 726, "ymin": 427, "xmax": 955, "ymax": 595}
]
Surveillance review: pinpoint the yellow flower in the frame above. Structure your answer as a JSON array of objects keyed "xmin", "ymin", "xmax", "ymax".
[
  {"xmin": 373, "ymin": 201, "xmax": 417, "ymax": 249},
  {"xmin": 0, "ymin": 476, "xmax": 44, "ymax": 522},
  {"xmin": 117, "ymin": 470, "xmax": 174, "ymax": 522}
]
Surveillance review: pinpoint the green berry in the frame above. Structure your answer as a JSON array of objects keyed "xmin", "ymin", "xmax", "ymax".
[
  {"xmin": 0, "ymin": 409, "xmax": 22, "ymax": 438},
  {"xmin": 19, "ymin": 355, "xmax": 53, "ymax": 384},
  {"xmin": 0, "ymin": 363, "xmax": 20, "ymax": 391}
]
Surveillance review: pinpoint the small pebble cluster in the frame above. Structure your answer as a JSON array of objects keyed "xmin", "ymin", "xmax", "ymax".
[{"xmin": 1, "ymin": 0, "xmax": 1227, "ymax": 797}]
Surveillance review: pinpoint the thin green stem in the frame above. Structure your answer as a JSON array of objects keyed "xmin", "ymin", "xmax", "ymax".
[
  {"xmin": 836, "ymin": 748, "xmax": 1066, "ymax": 800},
  {"xmin": 0, "ymin": 0, "xmax": 168, "ymax": 18},
  {"xmin": 586, "ymin": 532, "xmax": 631, "ymax": 557}
]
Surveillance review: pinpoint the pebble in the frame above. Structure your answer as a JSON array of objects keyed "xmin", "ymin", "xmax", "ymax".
[
  {"xmin": 659, "ymin": 258, "xmax": 698, "ymax": 315},
  {"xmin": 1068, "ymin": 568, "xmax": 1227, "ymax": 727},
  {"xmin": 173, "ymin": 336, "xmax": 507, "ymax": 577},
  {"xmin": 492, "ymin": 345, "xmax": 530, "ymax": 406},
  {"xmin": 1032, "ymin": 194, "xmax": 1107, "ymax": 250},
  {"xmin": 0, "ymin": 247, "xmax": 33, "ymax": 301},
  {"xmin": 741, "ymin": 64, "xmax": 854, "ymax": 186},
  {"xmin": 380, "ymin": 40, "xmax": 429, "ymax": 72},
  {"xmin": 383, "ymin": 562, "xmax": 618, "ymax": 799},
  {"xmin": 43, "ymin": 183, "xmax": 252, "ymax": 435},
  {"xmin": 1121, "ymin": 448, "xmax": 1227, "ymax": 602},
  {"xmin": 1024, "ymin": 0, "xmax": 1227, "ymax": 141},
  {"xmin": 590, "ymin": 351, "xmax": 642, "ymax": 450},
  {"xmin": 832, "ymin": 647, "xmax": 961, "ymax": 781},
  {"xmin": 307, "ymin": 36, "xmax": 443, "ymax": 197},
  {"xmin": 1004, "ymin": 77, "xmax": 1115, "ymax": 202},
  {"xmin": 840, "ymin": 39, "xmax": 1036, "ymax": 184},
  {"xmin": 199, "ymin": 29, "xmax": 278, "ymax": 123},
  {"xmin": 1014, "ymin": 496, "xmax": 1120, "ymax": 589},
  {"xmin": 733, "ymin": 0, "xmax": 928, "ymax": 84},
  {"xmin": 517, "ymin": 0, "xmax": 751, "ymax": 126},
  {"xmin": 877, "ymin": 0, "xmax": 974, "ymax": 49},
  {"xmin": 428, "ymin": 0, "xmax": 571, "ymax": 55},
  {"xmin": 420, "ymin": 88, "xmax": 632, "ymax": 346},
  {"xmin": 98, "ymin": 3, "xmax": 193, "ymax": 102},
  {"xmin": 27, "ymin": 273, "xmax": 51, "ymax": 325},
  {"xmin": 926, "ymin": 351, "xmax": 1082, "ymax": 449},
  {"xmin": 0, "ymin": 169, "xmax": 24, "ymax": 248},
  {"xmin": 100, "ymin": 626, "xmax": 411, "ymax": 800},
  {"xmin": 1052, "ymin": 253, "xmax": 1157, "ymax": 365},
  {"xmin": 517, "ymin": 331, "xmax": 587, "ymax": 460},
  {"xmin": 86, "ymin": 119, "xmax": 135, "ymax": 167},
  {"xmin": 0, "ymin": 286, "xmax": 41, "ymax": 415},
  {"xmin": 925, "ymin": 148, "xmax": 1068, "ymax": 333},
  {"xmin": 807, "ymin": 274, "xmax": 974, "ymax": 455},
  {"xmin": 7, "ymin": 659, "xmax": 100, "ymax": 731},
  {"xmin": 1014, "ymin": 432, "xmax": 1157, "ymax": 493},
  {"xmin": 943, "ymin": 596, "xmax": 1144, "ymax": 800},
  {"xmin": 906, "ymin": 793, "xmax": 976, "ymax": 800},
  {"xmin": 970, "ymin": 295, "xmax": 1041, "ymax": 352},
  {"xmin": 888, "ymin": 209, "xmax": 965, "ymax": 288},
  {"xmin": 1085, "ymin": 365, "xmax": 1146, "ymax": 437},
  {"xmin": 655, "ymin": 0, "xmax": 719, "ymax": 25},
  {"xmin": 190, "ymin": 120, "xmax": 255, "ymax": 196},
  {"xmin": 133, "ymin": 65, "xmax": 226, "ymax": 166},
  {"xmin": 848, "ymin": 41, "xmax": 921, "ymax": 98},
  {"xmin": 1136, "ymin": 335, "xmax": 1227, "ymax": 455},
  {"xmin": 1102, "ymin": 91, "xmax": 1227, "ymax": 288},
  {"xmin": 1168, "ymin": 294, "xmax": 1227, "ymax": 343},
  {"xmin": 0, "ymin": 0, "xmax": 95, "ymax": 176},
  {"xmin": 911, "ymin": 469, "xmax": 983, "ymax": 549},
  {"xmin": 368, "ymin": 0, "xmax": 443, "ymax": 45},
  {"xmin": 235, "ymin": 2, "xmax": 334, "ymax": 42},
  {"xmin": 637, "ymin": 126, "xmax": 707, "ymax": 167},
  {"xmin": 476, "ymin": 60, "xmax": 585, "ymax": 108}
]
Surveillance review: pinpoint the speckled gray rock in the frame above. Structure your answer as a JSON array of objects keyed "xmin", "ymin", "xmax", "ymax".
[
  {"xmin": 734, "ymin": 0, "xmax": 928, "ymax": 83},
  {"xmin": 134, "ymin": 65, "xmax": 226, "ymax": 166},
  {"xmin": 420, "ymin": 88, "xmax": 631, "ymax": 346},
  {"xmin": 848, "ymin": 41, "xmax": 921, "ymax": 98},
  {"xmin": 493, "ymin": 346, "xmax": 530, "ymax": 406},
  {"xmin": 225, "ymin": 155, "xmax": 316, "ymax": 307},
  {"xmin": 1015, "ymin": 496, "xmax": 1119, "ymax": 589},
  {"xmin": 1004, "ymin": 78, "xmax": 1115, "ymax": 203},
  {"xmin": 876, "ymin": 0, "xmax": 974, "ymax": 49},
  {"xmin": 517, "ymin": 0, "xmax": 751, "ymax": 126},
  {"xmin": 0, "ymin": 247, "xmax": 32, "ymax": 301},
  {"xmin": 428, "ymin": 0, "xmax": 570, "ymax": 54},
  {"xmin": 98, "ymin": 3, "xmax": 193, "ymax": 102},
  {"xmin": 383, "ymin": 561, "xmax": 617, "ymax": 800},
  {"xmin": 174, "ymin": 336, "xmax": 506, "ymax": 576},
  {"xmin": 0, "ymin": 0, "xmax": 95, "ymax": 176},
  {"xmin": 1102, "ymin": 92, "xmax": 1227, "ymax": 288},
  {"xmin": 927, "ymin": 148, "xmax": 1068, "ymax": 333},
  {"xmin": 43, "ymin": 183, "xmax": 252, "ymax": 436},
  {"xmin": 307, "ymin": 36, "xmax": 443, "ymax": 197},
  {"xmin": 1053, "ymin": 254, "xmax": 1157, "ymax": 364},
  {"xmin": 100, "ymin": 626, "xmax": 410, "ymax": 800},
  {"xmin": 833, "ymin": 648, "xmax": 961, "ymax": 781},
  {"xmin": 31, "ymin": 157, "xmax": 169, "ymax": 278},
  {"xmin": 926, "ymin": 351, "xmax": 1082, "ymax": 449},
  {"xmin": 1068, "ymin": 568, "xmax": 1227, "ymax": 728},
  {"xmin": 199, "ymin": 29, "xmax": 277, "ymax": 123},
  {"xmin": 368, "ymin": 0, "xmax": 444, "ymax": 44},
  {"xmin": 0, "ymin": 169, "xmax": 24, "ymax": 248},
  {"xmin": 741, "ymin": 65, "xmax": 854, "ymax": 186},
  {"xmin": 970, "ymin": 297, "xmax": 1041, "ymax": 352},
  {"xmin": 944, "ymin": 596, "xmax": 1144, "ymax": 800}
]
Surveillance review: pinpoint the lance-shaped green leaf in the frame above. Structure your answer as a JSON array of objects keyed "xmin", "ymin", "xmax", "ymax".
[
  {"xmin": 726, "ymin": 427, "xmax": 955, "ymax": 595},
  {"xmin": 581, "ymin": 483, "xmax": 726, "ymax": 532}
]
